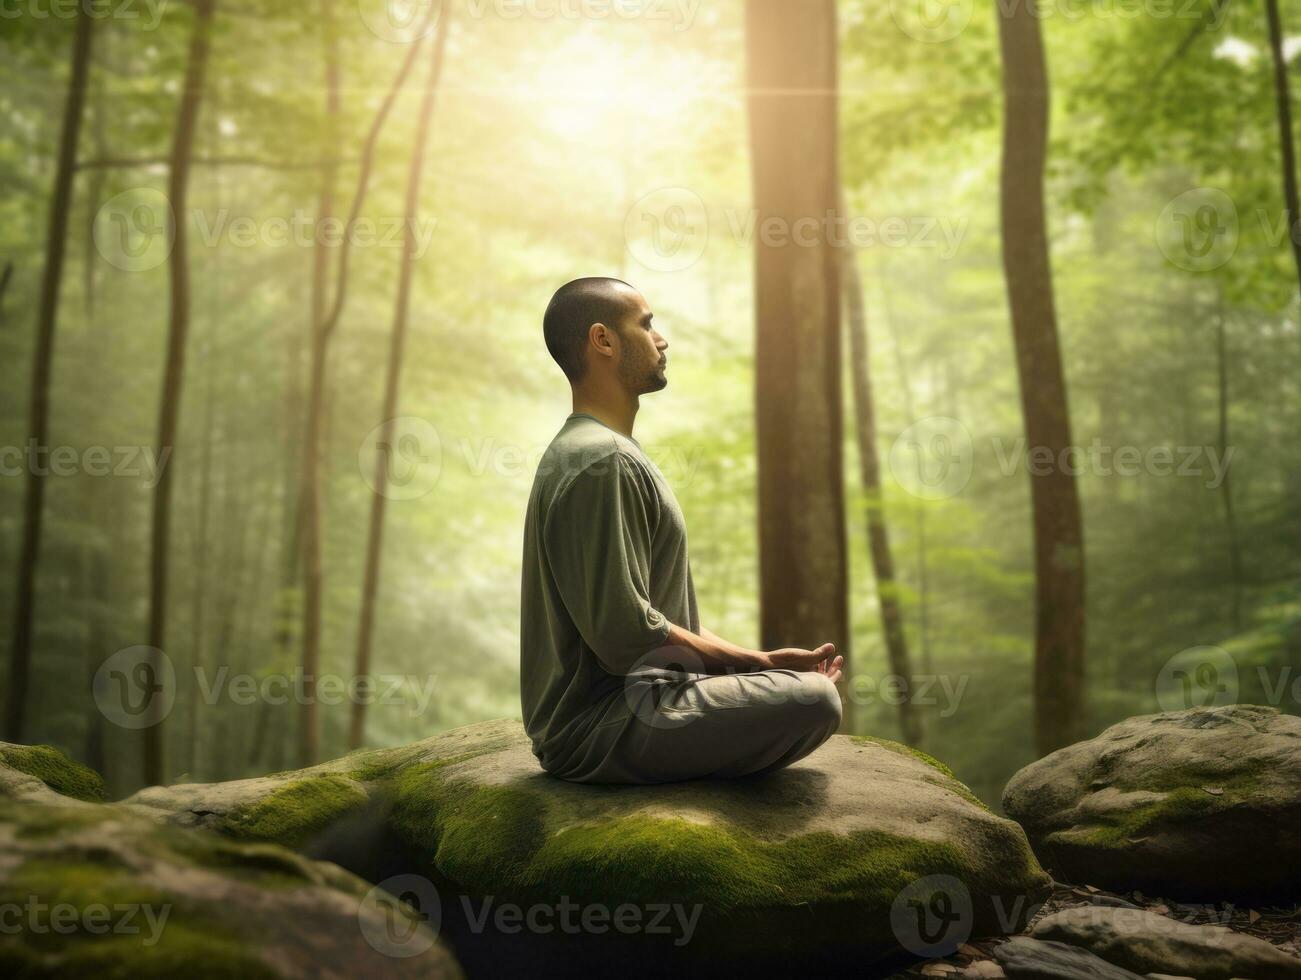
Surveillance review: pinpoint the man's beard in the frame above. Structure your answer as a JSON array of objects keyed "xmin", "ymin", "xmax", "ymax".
[{"xmin": 618, "ymin": 354, "xmax": 667, "ymax": 393}]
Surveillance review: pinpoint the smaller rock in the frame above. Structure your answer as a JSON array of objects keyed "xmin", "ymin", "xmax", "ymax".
[
  {"xmin": 994, "ymin": 936, "xmax": 1144, "ymax": 979},
  {"xmin": 1031, "ymin": 907, "xmax": 1301, "ymax": 980}
]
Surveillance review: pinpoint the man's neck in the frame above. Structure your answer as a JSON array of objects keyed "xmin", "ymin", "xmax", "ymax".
[{"xmin": 571, "ymin": 388, "xmax": 638, "ymax": 440}]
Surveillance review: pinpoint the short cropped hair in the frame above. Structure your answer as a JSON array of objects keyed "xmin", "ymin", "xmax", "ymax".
[{"xmin": 543, "ymin": 277, "xmax": 635, "ymax": 383}]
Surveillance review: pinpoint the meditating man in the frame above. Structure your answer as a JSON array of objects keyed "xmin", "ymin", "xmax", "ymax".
[{"xmin": 519, "ymin": 277, "xmax": 845, "ymax": 784}]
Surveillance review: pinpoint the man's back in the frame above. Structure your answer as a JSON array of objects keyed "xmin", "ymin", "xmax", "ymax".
[{"xmin": 519, "ymin": 413, "xmax": 699, "ymax": 779}]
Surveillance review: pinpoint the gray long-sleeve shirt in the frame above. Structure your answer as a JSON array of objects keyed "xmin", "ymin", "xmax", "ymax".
[{"xmin": 519, "ymin": 413, "xmax": 700, "ymax": 778}]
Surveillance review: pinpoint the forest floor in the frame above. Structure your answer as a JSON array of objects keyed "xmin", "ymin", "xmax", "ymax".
[{"xmin": 889, "ymin": 879, "xmax": 1301, "ymax": 978}]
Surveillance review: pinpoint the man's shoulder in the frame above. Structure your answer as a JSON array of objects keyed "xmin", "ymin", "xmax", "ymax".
[{"xmin": 537, "ymin": 420, "xmax": 648, "ymax": 494}]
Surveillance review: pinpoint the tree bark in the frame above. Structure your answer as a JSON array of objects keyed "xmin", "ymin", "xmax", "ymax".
[
  {"xmin": 6, "ymin": 9, "xmax": 94, "ymax": 742},
  {"xmin": 744, "ymin": 0, "xmax": 852, "ymax": 732},
  {"xmin": 144, "ymin": 0, "xmax": 217, "ymax": 785},
  {"xmin": 1264, "ymin": 0, "xmax": 1301, "ymax": 299},
  {"xmin": 298, "ymin": 0, "xmax": 342, "ymax": 769},
  {"xmin": 299, "ymin": 0, "xmax": 439, "ymax": 763},
  {"xmin": 997, "ymin": 0, "xmax": 1087, "ymax": 756},
  {"xmin": 350, "ymin": 3, "xmax": 453, "ymax": 750},
  {"xmin": 843, "ymin": 237, "xmax": 923, "ymax": 747}
]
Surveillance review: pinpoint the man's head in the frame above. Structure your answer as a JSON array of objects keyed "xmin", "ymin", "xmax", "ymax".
[{"xmin": 543, "ymin": 278, "xmax": 668, "ymax": 394}]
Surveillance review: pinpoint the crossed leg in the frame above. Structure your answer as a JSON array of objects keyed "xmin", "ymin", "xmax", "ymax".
[{"xmin": 560, "ymin": 668, "xmax": 843, "ymax": 785}]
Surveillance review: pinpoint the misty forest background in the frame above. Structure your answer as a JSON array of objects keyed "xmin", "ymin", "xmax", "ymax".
[{"xmin": 2, "ymin": 0, "xmax": 1300, "ymax": 805}]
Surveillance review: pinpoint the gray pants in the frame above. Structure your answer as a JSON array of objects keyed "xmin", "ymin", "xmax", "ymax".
[{"xmin": 557, "ymin": 668, "xmax": 843, "ymax": 785}]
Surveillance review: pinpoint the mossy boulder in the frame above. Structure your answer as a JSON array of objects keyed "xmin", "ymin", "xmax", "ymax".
[
  {"xmin": 0, "ymin": 798, "xmax": 461, "ymax": 979},
  {"xmin": 0, "ymin": 742, "xmax": 105, "ymax": 804},
  {"xmin": 1002, "ymin": 704, "xmax": 1301, "ymax": 902},
  {"xmin": 128, "ymin": 720, "xmax": 1049, "ymax": 972}
]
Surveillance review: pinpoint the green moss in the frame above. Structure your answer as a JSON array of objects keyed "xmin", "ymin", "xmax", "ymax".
[
  {"xmin": 852, "ymin": 736, "xmax": 990, "ymax": 811},
  {"xmin": 0, "ymin": 744, "xmax": 105, "ymax": 801},
  {"xmin": 851, "ymin": 735, "xmax": 955, "ymax": 778},
  {"xmin": 216, "ymin": 775, "xmax": 368, "ymax": 848},
  {"xmin": 1078, "ymin": 766, "xmax": 1269, "ymax": 849},
  {"xmin": 388, "ymin": 765, "xmax": 1047, "ymax": 923}
]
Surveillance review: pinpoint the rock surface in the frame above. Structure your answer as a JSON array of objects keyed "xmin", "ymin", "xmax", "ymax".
[
  {"xmin": 0, "ymin": 745, "xmax": 461, "ymax": 979},
  {"xmin": 1030, "ymin": 907, "xmax": 1301, "ymax": 980},
  {"xmin": 127, "ymin": 719, "xmax": 1051, "ymax": 969},
  {"xmin": 993, "ymin": 935, "xmax": 1145, "ymax": 979},
  {"xmin": 1002, "ymin": 704, "xmax": 1301, "ymax": 901}
]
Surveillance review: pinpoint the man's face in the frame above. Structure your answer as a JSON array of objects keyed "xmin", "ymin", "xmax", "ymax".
[{"xmin": 612, "ymin": 288, "xmax": 669, "ymax": 395}]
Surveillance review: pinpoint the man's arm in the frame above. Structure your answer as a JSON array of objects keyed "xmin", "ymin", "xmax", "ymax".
[{"xmin": 664, "ymin": 622, "xmax": 843, "ymax": 681}]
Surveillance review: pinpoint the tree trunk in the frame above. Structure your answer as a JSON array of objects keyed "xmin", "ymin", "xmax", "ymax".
[
  {"xmin": 843, "ymin": 238, "xmax": 923, "ymax": 747},
  {"xmin": 997, "ymin": 0, "xmax": 1086, "ymax": 756},
  {"xmin": 6, "ymin": 8, "xmax": 94, "ymax": 742},
  {"xmin": 350, "ymin": 3, "xmax": 453, "ymax": 750},
  {"xmin": 1215, "ymin": 295, "xmax": 1242, "ymax": 632},
  {"xmin": 1264, "ymin": 0, "xmax": 1301, "ymax": 298},
  {"xmin": 298, "ymin": 0, "xmax": 436, "ymax": 763},
  {"xmin": 744, "ymin": 0, "xmax": 851, "ymax": 732},
  {"xmin": 298, "ymin": 0, "xmax": 342, "ymax": 769},
  {"xmin": 144, "ymin": 0, "xmax": 217, "ymax": 785}
]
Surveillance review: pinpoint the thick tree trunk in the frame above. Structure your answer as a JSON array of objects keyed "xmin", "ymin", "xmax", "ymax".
[
  {"xmin": 144, "ymin": 0, "xmax": 217, "ymax": 785},
  {"xmin": 843, "ymin": 240, "xmax": 923, "ymax": 747},
  {"xmin": 997, "ymin": 0, "xmax": 1086, "ymax": 756},
  {"xmin": 744, "ymin": 0, "xmax": 851, "ymax": 732},
  {"xmin": 6, "ymin": 9, "xmax": 94, "ymax": 743},
  {"xmin": 1264, "ymin": 0, "xmax": 1301, "ymax": 298},
  {"xmin": 350, "ymin": 4, "xmax": 452, "ymax": 750}
]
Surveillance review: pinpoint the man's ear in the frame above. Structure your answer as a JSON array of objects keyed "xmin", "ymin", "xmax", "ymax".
[{"xmin": 588, "ymin": 322, "xmax": 615, "ymax": 360}]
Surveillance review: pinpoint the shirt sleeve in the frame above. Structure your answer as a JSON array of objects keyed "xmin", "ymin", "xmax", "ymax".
[{"xmin": 543, "ymin": 452, "xmax": 673, "ymax": 675}]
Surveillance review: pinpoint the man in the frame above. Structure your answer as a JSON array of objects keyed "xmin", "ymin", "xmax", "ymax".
[{"xmin": 519, "ymin": 277, "xmax": 844, "ymax": 784}]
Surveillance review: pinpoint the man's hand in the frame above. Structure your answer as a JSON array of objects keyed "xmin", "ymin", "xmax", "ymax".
[{"xmin": 759, "ymin": 642, "xmax": 843, "ymax": 683}]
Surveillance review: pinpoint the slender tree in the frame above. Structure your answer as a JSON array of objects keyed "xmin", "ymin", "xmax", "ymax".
[
  {"xmin": 144, "ymin": 0, "xmax": 218, "ymax": 785},
  {"xmin": 997, "ymin": 0, "xmax": 1086, "ymax": 755},
  {"xmin": 350, "ymin": 2, "xmax": 453, "ymax": 750},
  {"xmin": 6, "ymin": 8, "xmax": 95, "ymax": 742},
  {"xmin": 1264, "ymin": 0, "xmax": 1301, "ymax": 298},
  {"xmin": 744, "ymin": 0, "xmax": 852, "ymax": 731},
  {"xmin": 298, "ymin": 0, "xmax": 441, "ymax": 763},
  {"xmin": 842, "ymin": 234, "xmax": 923, "ymax": 747},
  {"xmin": 298, "ymin": 0, "xmax": 343, "ymax": 768}
]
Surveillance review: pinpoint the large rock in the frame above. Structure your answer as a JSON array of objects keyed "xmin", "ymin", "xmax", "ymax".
[
  {"xmin": 1002, "ymin": 704, "xmax": 1301, "ymax": 901},
  {"xmin": 0, "ymin": 745, "xmax": 461, "ymax": 979},
  {"xmin": 0, "ymin": 800, "xmax": 463, "ymax": 978},
  {"xmin": 1031, "ymin": 907, "xmax": 1301, "ymax": 980},
  {"xmin": 126, "ymin": 720, "xmax": 1050, "ymax": 972}
]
